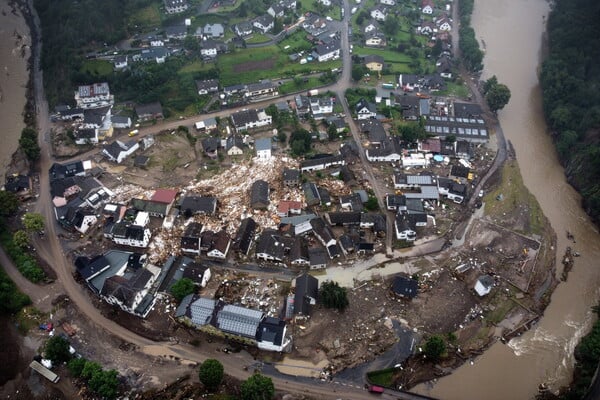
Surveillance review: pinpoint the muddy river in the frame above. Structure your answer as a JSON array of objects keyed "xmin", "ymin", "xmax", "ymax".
[
  {"xmin": 415, "ymin": 0, "xmax": 600, "ymax": 399},
  {"xmin": 0, "ymin": 0, "xmax": 30, "ymax": 178}
]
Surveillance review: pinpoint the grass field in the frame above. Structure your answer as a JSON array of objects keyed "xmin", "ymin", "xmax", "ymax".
[
  {"xmin": 279, "ymin": 76, "xmax": 323, "ymax": 94},
  {"xmin": 80, "ymin": 59, "xmax": 113, "ymax": 76},
  {"xmin": 245, "ymin": 33, "xmax": 272, "ymax": 44},
  {"xmin": 128, "ymin": 3, "xmax": 161, "ymax": 29},
  {"xmin": 484, "ymin": 160, "xmax": 545, "ymax": 236},
  {"xmin": 438, "ymin": 81, "xmax": 470, "ymax": 99},
  {"xmin": 216, "ymin": 45, "xmax": 341, "ymax": 85}
]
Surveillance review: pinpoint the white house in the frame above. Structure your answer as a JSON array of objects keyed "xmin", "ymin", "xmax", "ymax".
[
  {"xmin": 74, "ymin": 213, "xmax": 98, "ymax": 234},
  {"xmin": 356, "ymin": 98, "xmax": 377, "ymax": 119},
  {"xmin": 313, "ymin": 40, "xmax": 341, "ymax": 62},
  {"xmin": 102, "ymin": 140, "xmax": 140, "ymax": 164},
  {"xmin": 201, "ymin": 40, "xmax": 218, "ymax": 58},
  {"xmin": 364, "ymin": 21, "xmax": 378, "ymax": 33},
  {"xmin": 207, "ymin": 231, "xmax": 231, "ymax": 259},
  {"xmin": 114, "ymin": 55, "xmax": 128, "ymax": 69},
  {"xmin": 112, "ymin": 224, "xmax": 152, "ymax": 247},
  {"xmin": 310, "ymin": 97, "xmax": 333, "ymax": 119},
  {"xmin": 100, "ymin": 267, "xmax": 158, "ymax": 318},
  {"xmin": 370, "ymin": 5, "xmax": 388, "ymax": 21},
  {"xmin": 255, "ymin": 137, "xmax": 272, "ymax": 159},
  {"xmin": 253, "ymin": 14, "xmax": 275, "ymax": 33},
  {"xmin": 436, "ymin": 17, "xmax": 452, "ymax": 31},
  {"xmin": 318, "ymin": 0, "xmax": 332, "ymax": 6},
  {"xmin": 231, "ymin": 109, "xmax": 272, "ymax": 132},
  {"xmin": 75, "ymin": 83, "xmax": 114, "ymax": 110},
  {"xmin": 365, "ymin": 30, "xmax": 386, "ymax": 47},
  {"xmin": 164, "ymin": 0, "xmax": 188, "ymax": 14},
  {"xmin": 421, "ymin": 0, "xmax": 434, "ymax": 14},
  {"xmin": 395, "ymin": 214, "xmax": 417, "ymax": 241},
  {"xmin": 111, "ymin": 115, "xmax": 132, "ymax": 129}
]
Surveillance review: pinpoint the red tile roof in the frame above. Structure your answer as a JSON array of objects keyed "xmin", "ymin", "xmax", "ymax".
[{"xmin": 150, "ymin": 188, "xmax": 178, "ymax": 204}]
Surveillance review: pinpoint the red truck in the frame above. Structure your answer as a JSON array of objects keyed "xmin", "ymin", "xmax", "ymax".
[{"xmin": 367, "ymin": 385, "xmax": 385, "ymax": 394}]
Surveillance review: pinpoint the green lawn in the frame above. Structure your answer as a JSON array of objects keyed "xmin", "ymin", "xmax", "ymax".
[
  {"xmin": 438, "ymin": 81, "xmax": 470, "ymax": 99},
  {"xmin": 279, "ymin": 76, "xmax": 323, "ymax": 94},
  {"xmin": 278, "ymin": 30, "xmax": 313, "ymax": 54},
  {"xmin": 80, "ymin": 59, "xmax": 113, "ymax": 76},
  {"xmin": 245, "ymin": 33, "xmax": 272, "ymax": 44},
  {"xmin": 216, "ymin": 45, "xmax": 341, "ymax": 85},
  {"xmin": 178, "ymin": 61, "xmax": 215, "ymax": 76}
]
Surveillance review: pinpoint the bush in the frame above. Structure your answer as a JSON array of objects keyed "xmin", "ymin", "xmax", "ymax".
[
  {"xmin": 170, "ymin": 278, "xmax": 195, "ymax": 302},
  {"xmin": 241, "ymin": 373, "xmax": 275, "ymax": 400},
  {"xmin": 67, "ymin": 357, "xmax": 87, "ymax": 377},
  {"xmin": 199, "ymin": 358, "xmax": 224, "ymax": 390},
  {"xmin": 424, "ymin": 335, "xmax": 446, "ymax": 361},
  {"xmin": 45, "ymin": 336, "xmax": 71, "ymax": 365}
]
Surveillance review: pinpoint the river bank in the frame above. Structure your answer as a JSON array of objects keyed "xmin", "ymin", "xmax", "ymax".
[{"xmin": 415, "ymin": 0, "xmax": 600, "ymax": 398}]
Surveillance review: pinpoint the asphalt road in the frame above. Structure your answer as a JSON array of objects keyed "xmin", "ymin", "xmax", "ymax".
[{"xmin": 13, "ymin": 1, "xmax": 439, "ymax": 398}]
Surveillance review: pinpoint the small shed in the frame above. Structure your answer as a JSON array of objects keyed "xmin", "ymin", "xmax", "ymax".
[{"xmin": 474, "ymin": 275, "xmax": 494, "ymax": 296}]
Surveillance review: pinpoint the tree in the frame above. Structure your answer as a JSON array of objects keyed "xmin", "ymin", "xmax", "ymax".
[
  {"xmin": 289, "ymin": 129, "xmax": 312, "ymax": 156},
  {"xmin": 183, "ymin": 35, "xmax": 199, "ymax": 51},
  {"xmin": 352, "ymin": 64, "xmax": 367, "ymax": 82},
  {"xmin": 0, "ymin": 269, "xmax": 31, "ymax": 314},
  {"xmin": 170, "ymin": 278, "xmax": 195, "ymax": 302},
  {"xmin": 0, "ymin": 191, "xmax": 19, "ymax": 218},
  {"xmin": 485, "ymin": 83, "xmax": 511, "ymax": 113},
  {"xmin": 89, "ymin": 369, "xmax": 119, "ymax": 399},
  {"xmin": 320, "ymin": 281, "xmax": 349, "ymax": 311},
  {"xmin": 327, "ymin": 123, "xmax": 338, "ymax": 141},
  {"xmin": 273, "ymin": 18, "xmax": 283, "ymax": 35},
  {"xmin": 23, "ymin": 212, "xmax": 45, "ymax": 233},
  {"xmin": 383, "ymin": 15, "xmax": 399, "ymax": 36},
  {"xmin": 13, "ymin": 230, "xmax": 30, "ymax": 249},
  {"xmin": 81, "ymin": 361, "xmax": 103, "ymax": 380},
  {"xmin": 241, "ymin": 373, "xmax": 275, "ymax": 400},
  {"xmin": 424, "ymin": 335, "xmax": 446, "ymax": 361},
  {"xmin": 19, "ymin": 127, "xmax": 40, "ymax": 161},
  {"xmin": 67, "ymin": 357, "xmax": 87, "ymax": 377},
  {"xmin": 364, "ymin": 196, "xmax": 379, "ymax": 211},
  {"xmin": 45, "ymin": 336, "xmax": 71, "ymax": 364},
  {"xmin": 199, "ymin": 359, "xmax": 224, "ymax": 390},
  {"xmin": 482, "ymin": 75, "xmax": 498, "ymax": 95}
]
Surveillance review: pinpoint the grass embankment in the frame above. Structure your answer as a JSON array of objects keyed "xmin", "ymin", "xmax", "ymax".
[
  {"xmin": 0, "ymin": 231, "xmax": 45, "ymax": 283},
  {"xmin": 483, "ymin": 159, "xmax": 545, "ymax": 236}
]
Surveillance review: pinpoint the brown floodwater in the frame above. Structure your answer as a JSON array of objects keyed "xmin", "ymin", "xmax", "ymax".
[
  {"xmin": 0, "ymin": 0, "xmax": 30, "ymax": 177},
  {"xmin": 415, "ymin": 0, "xmax": 600, "ymax": 399}
]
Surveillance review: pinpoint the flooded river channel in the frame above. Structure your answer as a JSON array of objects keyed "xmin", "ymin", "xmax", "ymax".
[
  {"xmin": 0, "ymin": 0, "xmax": 30, "ymax": 177},
  {"xmin": 416, "ymin": 0, "xmax": 600, "ymax": 399}
]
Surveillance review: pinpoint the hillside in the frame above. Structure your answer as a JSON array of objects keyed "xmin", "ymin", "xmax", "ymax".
[{"xmin": 540, "ymin": 0, "xmax": 600, "ymax": 225}]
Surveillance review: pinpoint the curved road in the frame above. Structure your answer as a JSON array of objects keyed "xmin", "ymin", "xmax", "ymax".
[{"xmin": 16, "ymin": 0, "xmax": 436, "ymax": 399}]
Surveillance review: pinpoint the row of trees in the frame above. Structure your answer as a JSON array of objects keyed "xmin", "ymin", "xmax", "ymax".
[
  {"xmin": 0, "ymin": 268, "xmax": 31, "ymax": 315},
  {"xmin": 198, "ymin": 358, "xmax": 275, "ymax": 399},
  {"xmin": 457, "ymin": 0, "xmax": 483, "ymax": 72},
  {"xmin": 539, "ymin": 0, "xmax": 600, "ymax": 226},
  {"xmin": 44, "ymin": 336, "xmax": 120, "ymax": 399},
  {"xmin": 0, "ymin": 210, "xmax": 46, "ymax": 283}
]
